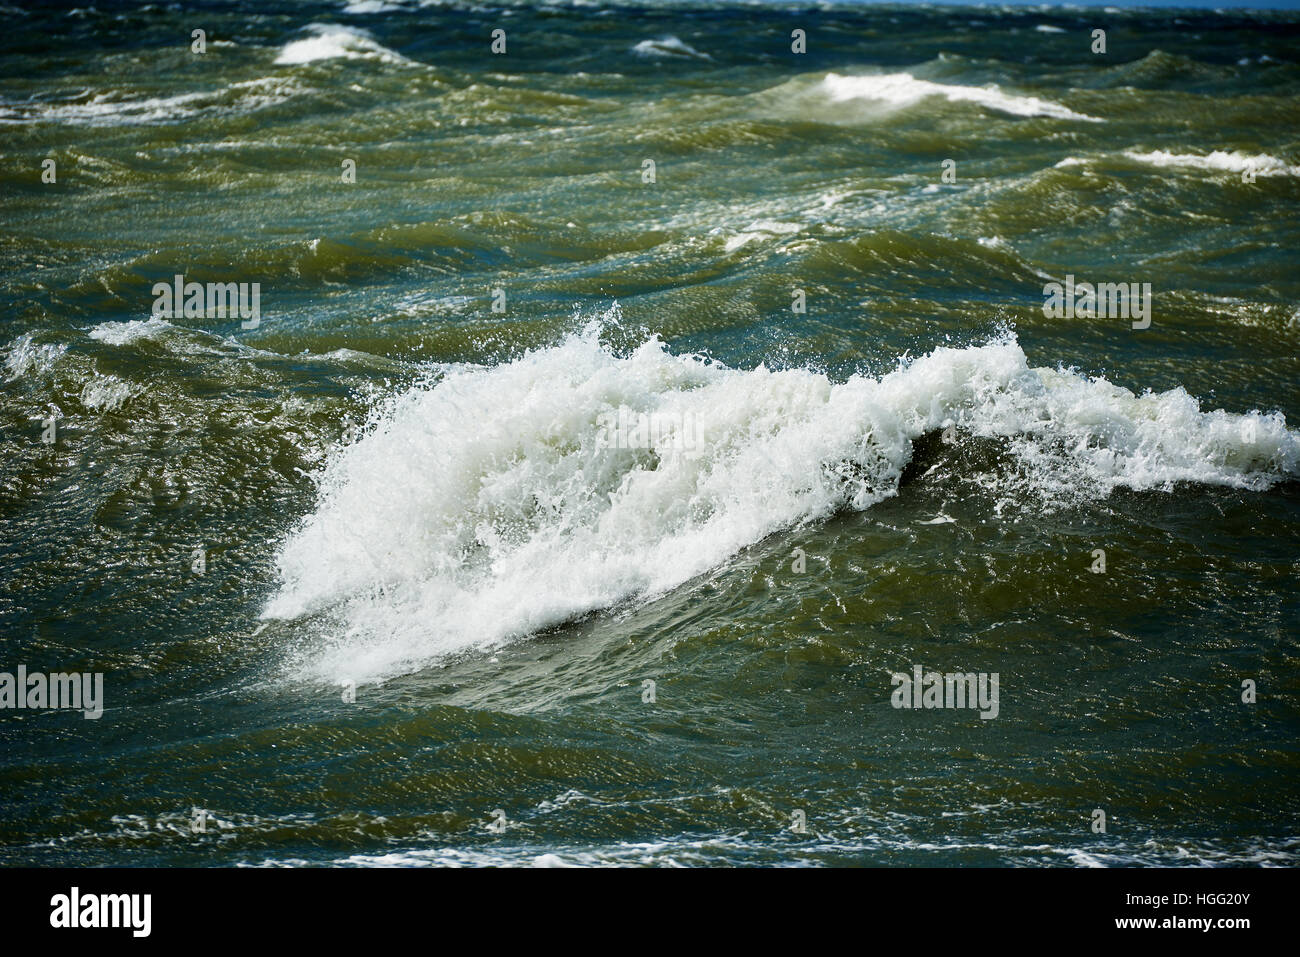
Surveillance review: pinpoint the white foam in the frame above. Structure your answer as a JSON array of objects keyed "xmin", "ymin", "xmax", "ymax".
[
  {"xmin": 631, "ymin": 36, "xmax": 712, "ymax": 60},
  {"xmin": 341, "ymin": 0, "xmax": 407, "ymax": 11},
  {"xmin": 722, "ymin": 219, "xmax": 802, "ymax": 252},
  {"xmin": 1058, "ymin": 150, "xmax": 1300, "ymax": 177},
  {"xmin": 820, "ymin": 72, "xmax": 1100, "ymax": 122},
  {"xmin": 88, "ymin": 317, "xmax": 175, "ymax": 346},
  {"xmin": 0, "ymin": 77, "xmax": 306, "ymax": 127},
  {"xmin": 275, "ymin": 23, "xmax": 414, "ymax": 66},
  {"xmin": 267, "ymin": 320, "xmax": 1297, "ymax": 685},
  {"xmin": 1123, "ymin": 149, "xmax": 1300, "ymax": 177},
  {"xmin": 80, "ymin": 375, "xmax": 139, "ymax": 412},
  {"xmin": 3, "ymin": 334, "xmax": 66, "ymax": 380}
]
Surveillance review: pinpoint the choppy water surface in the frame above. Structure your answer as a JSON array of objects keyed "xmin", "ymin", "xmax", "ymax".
[{"xmin": 2, "ymin": 1, "xmax": 1299, "ymax": 866}]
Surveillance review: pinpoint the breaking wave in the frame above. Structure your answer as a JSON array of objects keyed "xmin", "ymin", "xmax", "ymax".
[
  {"xmin": 0, "ymin": 77, "xmax": 307, "ymax": 126},
  {"xmin": 816, "ymin": 72, "xmax": 1101, "ymax": 122},
  {"xmin": 1056, "ymin": 149, "xmax": 1300, "ymax": 177},
  {"xmin": 631, "ymin": 36, "xmax": 712, "ymax": 60},
  {"xmin": 265, "ymin": 316, "xmax": 1298, "ymax": 685},
  {"xmin": 275, "ymin": 23, "xmax": 416, "ymax": 66}
]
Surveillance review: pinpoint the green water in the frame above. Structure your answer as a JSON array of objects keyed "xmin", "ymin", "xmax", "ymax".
[{"xmin": 1, "ymin": 0, "xmax": 1298, "ymax": 866}]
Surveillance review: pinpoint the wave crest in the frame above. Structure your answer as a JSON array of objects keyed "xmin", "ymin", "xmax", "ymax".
[
  {"xmin": 818, "ymin": 72, "xmax": 1101, "ymax": 122},
  {"xmin": 266, "ymin": 321, "xmax": 1297, "ymax": 684}
]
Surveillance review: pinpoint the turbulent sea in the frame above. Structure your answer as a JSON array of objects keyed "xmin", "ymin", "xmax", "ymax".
[{"xmin": 2, "ymin": 0, "xmax": 1299, "ymax": 867}]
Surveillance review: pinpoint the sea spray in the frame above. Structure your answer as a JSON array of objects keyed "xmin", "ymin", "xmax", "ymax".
[{"xmin": 266, "ymin": 323, "xmax": 1299, "ymax": 685}]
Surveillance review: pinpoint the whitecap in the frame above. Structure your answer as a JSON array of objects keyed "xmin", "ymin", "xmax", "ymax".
[
  {"xmin": 0, "ymin": 77, "xmax": 306, "ymax": 127},
  {"xmin": 87, "ymin": 317, "xmax": 175, "ymax": 346},
  {"xmin": 1123, "ymin": 148, "xmax": 1300, "ymax": 177},
  {"xmin": 80, "ymin": 375, "xmax": 139, "ymax": 412},
  {"xmin": 266, "ymin": 318, "xmax": 1297, "ymax": 685},
  {"xmin": 819, "ymin": 72, "xmax": 1101, "ymax": 122},
  {"xmin": 275, "ymin": 23, "xmax": 416, "ymax": 66},
  {"xmin": 4, "ymin": 333, "xmax": 67, "ymax": 380},
  {"xmin": 631, "ymin": 36, "xmax": 712, "ymax": 61}
]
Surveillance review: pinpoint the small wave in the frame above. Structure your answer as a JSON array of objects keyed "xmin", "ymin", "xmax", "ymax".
[
  {"xmin": 80, "ymin": 375, "xmax": 139, "ymax": 412},
  {"xmin": 720, "ymin": 219, "xmax": 802, "ymax": 253},
  {"xmin": 0, "ymin": 77, "xmax": 306, "ymax": 127},
  {"xmin": 819, "ymin": 73, "xmax": 1101, "ymax": 122},
  {"xmin": 341, "ymin": 0, "xmax": 408, "ymax": 11},
  {"xmin": 1056, "ymin": 149, "xmax": 1300, "ymax": 177},
  {"xmin": 631, "ymin": 36, "xmax": 712, "ymax": 60},
  {"xmin": 275, "ymin": 23, "xmax": 416, "ymax": 66},
  {"xmin": 3, "ymin": 334, "xmax": 67, "ymax": 380},
  {"xmin": 266, "ymin": 317, "xmax": 1297, "ymax": 685},
  {"xmin": 1101, "ymin": 49, "xmax": 1228, "ymax": 86},
  {"xmin": 87, "ymin": 317, "xmax": 176, "ymax": 346},
  {"xmin": 1124, "ymin": 149, "xmax": 1300, "ymax": 177}
]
